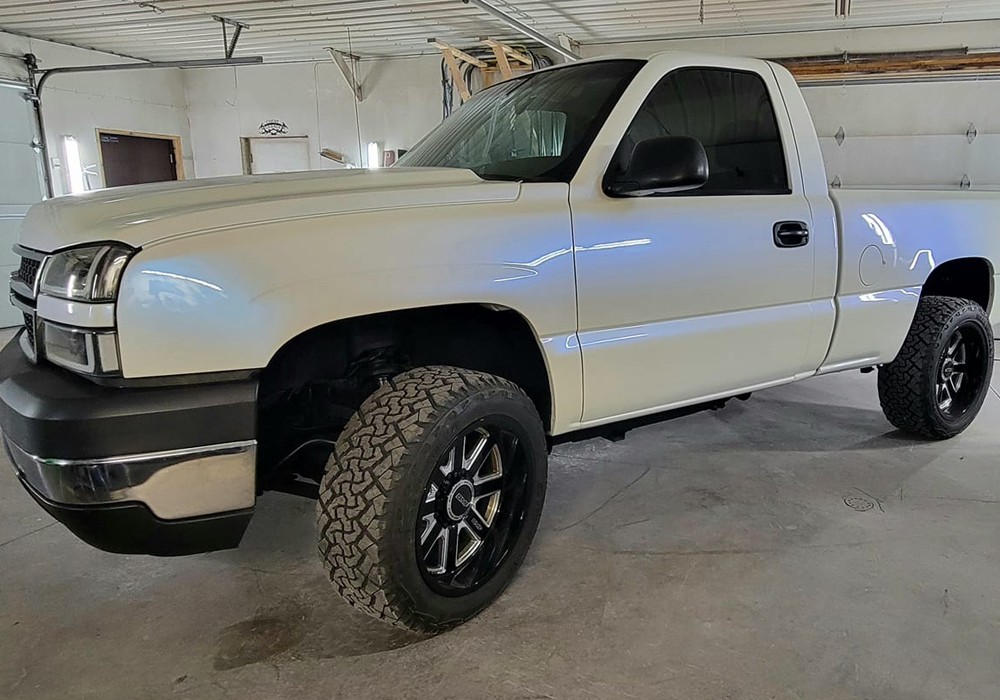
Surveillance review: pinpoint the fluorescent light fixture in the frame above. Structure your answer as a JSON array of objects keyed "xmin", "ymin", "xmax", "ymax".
[
  {"xmin": 62, "ymin": 135, "xmax": 86, "ymax": 194},
  {"xmin": 967, "ymin": 46, "xmax": 1000, "ymax": 54},
  {"xmin": 367, "ymin": 141, "xmax": 380, "ymax": 169}
]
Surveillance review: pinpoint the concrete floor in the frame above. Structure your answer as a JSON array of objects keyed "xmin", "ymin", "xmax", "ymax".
[{"xmin": 2, "ymin": 356, "xmax": 999, "ymax": 700}]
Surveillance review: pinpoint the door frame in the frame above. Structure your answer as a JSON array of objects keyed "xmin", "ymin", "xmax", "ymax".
[
  {"xmin": 241, "ymin": 135, "xmax": 311, "ymax": 175},
  {"xmin": 95, "ymin": 128, "xmax": 185, "ymax": 187}
]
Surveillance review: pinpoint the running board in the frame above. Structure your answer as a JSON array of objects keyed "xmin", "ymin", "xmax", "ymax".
[{"xmin": 551, "ymin": 393, "xmax": 751, "ymax": 447}]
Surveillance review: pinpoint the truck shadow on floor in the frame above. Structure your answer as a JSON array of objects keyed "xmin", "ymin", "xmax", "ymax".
[
  {"xmin": 213, "ymin": 590, "xmax": 425, "ymax": 669},
  {"xmin": 225, "ymin": 392, "xmax": 963, "ymax": 665},
  {"xmin": 219, "ymin": 496, "xmax": 427, "ymax": 665}
]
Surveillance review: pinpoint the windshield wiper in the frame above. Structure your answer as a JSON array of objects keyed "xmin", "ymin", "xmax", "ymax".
[{"xmin": 475, "ymin": 173, "xmax": 524, "ymax": 183}]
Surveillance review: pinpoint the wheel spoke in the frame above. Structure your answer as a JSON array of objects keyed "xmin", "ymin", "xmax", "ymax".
[
  {"xmin": 462, "ymin": 431, "xmax": 489, "ymax": 471},
  {"xmin": 502, "ymin": 435, "xmax": 520, "ymax": 467},
  {"xmin": 474, "ymin": 479, "xmax": 502, "ymax": 500},
  {"xmin": 423, "ymin": 522, "xmax": 448, "ymax": 575},
  {"xmin": 465, "ymin": 507, "xmax": 490, "ymax": 538},
  {"xmin": 946, "ymin": 331, "xmax": 963, "ymax": 357},
  {"xmin": 953, "ymin": 341, "xmax": 967, "ymax": 365},
  {"xmin": 439, "ymin": 445, "xmax": 457, "ymax": 476},
  {"xmin": 467, "ymin": 531, "xmax": 500, "ymax": 583},
  {"xmin": 419, "ymin": 514, "xmax": 439, "ymax": 546},
  {"xmin": 418, "ymin": 491, "xmax": 438, "ymax": 518},
  {"xmin": 950, "ymin": 371, "xmax": 964, "ymax": 394},
  {"xmin": 938, "ymin": 381, "xmax": 953, "ymax": 410},
  {"xmin": 455, "ymin": 520, "xmax": 482, "ymax": 567}
]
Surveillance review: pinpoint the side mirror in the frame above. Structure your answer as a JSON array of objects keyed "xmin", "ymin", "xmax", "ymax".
[{"xmin": 604, "ymin": 136, "xmax": 709, "ymax": 197}]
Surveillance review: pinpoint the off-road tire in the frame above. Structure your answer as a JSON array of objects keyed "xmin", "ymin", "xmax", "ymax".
[
  {"xmin": 878, "ymin": 295, "xmax": 994, "ymax": 439},
  {"xmin": 316, "ymin": 365, "xmax": 547, "ymax": 634}
]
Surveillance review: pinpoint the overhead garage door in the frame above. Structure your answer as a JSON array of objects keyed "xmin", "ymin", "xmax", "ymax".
[{"xmin": 0, "ymin": 81, "xmax": 44, "ymax": 327}]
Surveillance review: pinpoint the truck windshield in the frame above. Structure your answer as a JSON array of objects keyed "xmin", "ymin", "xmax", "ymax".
[{"xmin": 396, "ymin": 60, "xmax": 644, "ymax": 183}]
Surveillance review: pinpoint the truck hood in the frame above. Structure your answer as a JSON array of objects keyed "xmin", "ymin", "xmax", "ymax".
[{"xmin": 19, "ymin": 167, "xmax": 520, "ymax": 252}]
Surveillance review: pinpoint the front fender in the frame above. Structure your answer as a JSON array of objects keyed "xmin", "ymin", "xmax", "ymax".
[{"xmin": 115, "ymin": 183, "xmax": 585, "ymax": 433}]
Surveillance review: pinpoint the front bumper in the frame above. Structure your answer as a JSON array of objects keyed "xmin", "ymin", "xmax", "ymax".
[{"xmin": 0, "ymin": 337, "xmax": 259, "ymax": 556}]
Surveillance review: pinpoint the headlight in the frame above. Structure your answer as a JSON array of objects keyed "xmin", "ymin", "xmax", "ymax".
[{"xmin": 39, "ymin": 244, "xmax": 134, "ymax": 302}]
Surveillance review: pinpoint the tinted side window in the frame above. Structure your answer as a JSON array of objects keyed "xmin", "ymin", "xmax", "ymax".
[{"xmin": 616, "ymin": 68, "xmax": 790, "ymax": 195}]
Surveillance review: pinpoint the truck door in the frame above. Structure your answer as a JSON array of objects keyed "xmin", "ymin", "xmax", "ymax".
[{"xmin": 571, "ymin": 61, "xmax": 821, "ymax": 425}]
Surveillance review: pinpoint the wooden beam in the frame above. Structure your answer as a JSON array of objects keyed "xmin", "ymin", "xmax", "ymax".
[
  {"xmin": 481, "ymin": 38, "xmax": 532, "ymax": 66},
  {"xmin": 439, "ymin": 46, "xmax": 471, "ymax": 101},
  {"xmin": 782, "ymin": 51, "xmax": 1000, "ymax": 79},
  {"xmin": 490, "ymin": 43, "xmax": 513, "ymax": 80},
  {"xmin": 427, "ymin": 39, "xmax": 487, "ymax": 68}
]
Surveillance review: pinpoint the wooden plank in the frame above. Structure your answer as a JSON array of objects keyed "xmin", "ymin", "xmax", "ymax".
[
  {"xmin": 490, "ymin": 43, "xmax": 513, "ymax": 80},
  {"xmin": 481, "ymin": 38, "xmax": 531, "ymax": 67},
  {"xmin": 440, "ymin": 47, "xmax": 471, "ymax": 101},
  {"xmin": 783, "ymin": 52, "xmax": 1000, "ymax": 78},
  {"xmin": 427, "ymin": 39, "xmax": 487, "ymax": 68}
]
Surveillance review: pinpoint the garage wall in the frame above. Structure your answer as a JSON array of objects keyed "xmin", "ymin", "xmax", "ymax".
[
  {"xmin": 0, "ymin": 30, "xmax": 192, "ymax": 197},
  {"xmin": 184, "ymin": 56, "xmax": 442, "ymax": 177},
  {"xmin": 184, "ymin": 19, "xmax": 1000, "ymax": 189}
]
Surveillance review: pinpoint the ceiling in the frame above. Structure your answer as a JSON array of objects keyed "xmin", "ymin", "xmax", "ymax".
[{"xmin": 1, "ymin": 0, "xmax": 999, "ymax": 63}]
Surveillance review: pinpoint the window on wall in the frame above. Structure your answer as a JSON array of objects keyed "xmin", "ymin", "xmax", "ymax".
[{"xmin": 614, "ymin": 68, "xmax": 791, "ymax": 195}]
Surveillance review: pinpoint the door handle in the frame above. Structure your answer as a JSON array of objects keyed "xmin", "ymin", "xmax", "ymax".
[{"xmin": 773, "ymin": 221, "xmax": 810, "ymax": 248}]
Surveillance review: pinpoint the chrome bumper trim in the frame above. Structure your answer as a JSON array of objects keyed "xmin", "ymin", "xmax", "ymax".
[{"xmin": 6, "ymin": 438, "xmax": 256, "ymax": 520}]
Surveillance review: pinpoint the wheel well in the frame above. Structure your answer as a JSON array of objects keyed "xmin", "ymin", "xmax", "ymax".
[
  {"xmin": 921, "ymin": 257, "xmax": 993, "ymax": 312},
  {"xmin": 256, "ymin": 304, "xmax": 552, "ymax": 485}
]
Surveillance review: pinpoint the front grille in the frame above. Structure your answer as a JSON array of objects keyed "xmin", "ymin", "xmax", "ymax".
[
  {"xmin": 13, "ymin": 256, "xmax": 41, "ymax": 291},
  {"xmin": 22, "ymin": 313, "xmax": 35, "ymax": 350}
]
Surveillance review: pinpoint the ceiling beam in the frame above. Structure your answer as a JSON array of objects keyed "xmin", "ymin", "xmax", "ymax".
[
  {"xmin": 460, "ymin": 0, "xmax": 579, "ymax": 62},
  {"xmin": 34, "ymin": 55, "xmax": 263, "ymax": 93}
]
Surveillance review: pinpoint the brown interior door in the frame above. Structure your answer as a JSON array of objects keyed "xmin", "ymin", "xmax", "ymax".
[{"xmin": 99, "ymin": 132, "xmax": 178, "ymax": 187}]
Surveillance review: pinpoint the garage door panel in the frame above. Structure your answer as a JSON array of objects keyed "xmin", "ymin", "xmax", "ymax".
[
  {"xmin": 0, "ymin": 264, "xmax": 19, "ymax": 326},
  {"xmin": 0, "ymin": 219, "xmax": 23, "ymax": 265},
  {"xmin": 0, "ymin": 85, "xmax": 33, "ymax": 144},
  {"xmin": 0, "ymin": 143, "xmax": 42, "ymax": 205},
  {"xmin": 0, "ymin": 83, "xmax": 42, "ymax": 327},
  {"xmin": 967, "ymin": 135, "xmax": 1000, "ymax": 188},
  {"xmin": 826, "ymin": 135, "xmax": 975, "ymax": 188}
]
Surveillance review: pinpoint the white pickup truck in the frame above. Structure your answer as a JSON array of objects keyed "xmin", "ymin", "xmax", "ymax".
[{"xmin": 2, "ymin": 52, "xmax": 997, "ymax": 633}]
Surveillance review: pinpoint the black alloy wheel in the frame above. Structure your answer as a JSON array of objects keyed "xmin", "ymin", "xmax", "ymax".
[{"xmin": 416, "ymin": 423, "xmax": 532, "ymax": 596}]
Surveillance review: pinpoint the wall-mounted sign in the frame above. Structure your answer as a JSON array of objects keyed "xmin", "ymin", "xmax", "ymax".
[{"xmin": 259, "ymin": 120, "xmax": 289, "ymax": 136}]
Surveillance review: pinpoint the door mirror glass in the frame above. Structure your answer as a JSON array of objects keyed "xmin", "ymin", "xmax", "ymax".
[{"xmin": 604, "ymin": 136, "xmax": 709, "ymax": 197}]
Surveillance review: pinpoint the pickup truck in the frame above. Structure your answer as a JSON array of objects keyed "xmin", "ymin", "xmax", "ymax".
[{"xmin": 2, "ymin": 52, "xmax": 997, "ymax": 634}]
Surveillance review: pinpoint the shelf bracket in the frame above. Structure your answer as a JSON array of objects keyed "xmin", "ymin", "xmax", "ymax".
[{"xmin": 325, "ymin": 47, "xmax": 363, "ymax": 102}]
